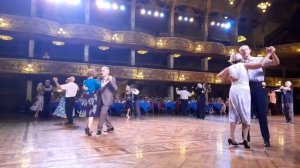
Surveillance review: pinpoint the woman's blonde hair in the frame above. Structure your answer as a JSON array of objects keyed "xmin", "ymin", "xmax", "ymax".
[
  {"xmin": 229, "ymin": 53, "xmax": 243, "ymax": 64},
  {"xmin": 36, "ymin": 83, "xmax": 44, "ymax": 93},
  {"xmin": 87, "ymin": 69, "xmax": 96, "ymax": 77}
]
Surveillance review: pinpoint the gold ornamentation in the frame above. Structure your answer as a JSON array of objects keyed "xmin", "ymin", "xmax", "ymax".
[{"xmin": 0, "ymin": 58, "xmax": 299, "ymax": 87}]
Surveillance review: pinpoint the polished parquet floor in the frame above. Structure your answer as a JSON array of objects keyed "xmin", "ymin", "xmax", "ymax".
[{"xmin": 0, "ymin": 115, "xmax": 299, "ymax": 168}]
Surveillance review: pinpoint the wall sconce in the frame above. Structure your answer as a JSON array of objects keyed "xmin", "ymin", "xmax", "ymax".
[
  {"xmin": 195, "ymin": 45, "xmax": 203, "ymax": 52},
  {"xmin": 156, "ymin": 39, "xmax": 163, "ymax": 47},
  {"xmin": 98, "ymin": 46, "xmax": 110, "ymax": 51},
  {"xmin": 136, "ymin": 70, "xmax": 144, "ymax": 79},
  {"xmin": 0, "ymin": 35, "xmax": 13, "ymax": 41},
  {"xmin": 296, "ymin": 48, "xmax": 300, "ymax": 53},
  {"xmin": 206, "ymin": 57, "xmax": 212, "ymax": 60},
  {"xmin": 52, "ymin": 40, "xmax": 65, "ymax": 46},
  {"xmin": 275, "ymin": 81, "xmax": 282, "ymax": 86},
  {"xmin": 228, "ymin": 49, "xmax": 235, "ymax": 56},
  {"xmin": 215, "ymin": 78, "xmax": 222, "ymax": 83},
  {"xmin": 112, "ymin": 34, "xmax": 119, "ymax": 41},
  {"xmin": 0, "ymin": 17, "xmax": 10, "ymax": 28},
  {"xmin": 171, "ymin": 53, "xmax": 181, "ymax": 58},
  {"xmin": 137, "ymin": 50, "xmax": 148, "ymax": 54},
  {"xmin": 257, "ymin": 2, "xmax": 271, "ymax": 13},
  {"xmin": 178, "ymin": 73, "xmax": 185, "ymax": 81},
  {"xmin": 57, "ymin": 27, "xmax": 67, "ymax": 35},
  {"xmin": 24, "ymin": 63, "xmax": 34, "ymax": 73}
]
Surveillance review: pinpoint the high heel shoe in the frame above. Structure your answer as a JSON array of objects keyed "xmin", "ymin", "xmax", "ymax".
[
  {"xmin": 243, "ymin": 140, "xmax": 250, "ymax": 149},
  {"xmin": 228, "ymin": 138, "xmax": 238, "ymax": 146},
  {"xmin": 85, "ymin": 128, "xmax": 92, "ymax": 136}
]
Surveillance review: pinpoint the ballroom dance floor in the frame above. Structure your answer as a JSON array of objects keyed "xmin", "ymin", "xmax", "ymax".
[{"xmin": 0, "ymin": 115, "xmax": 299, "ymax": 168}]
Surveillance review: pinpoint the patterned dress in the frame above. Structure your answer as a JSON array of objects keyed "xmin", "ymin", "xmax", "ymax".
[
  {"xmin": 30, "ymin": 93, "xmax": 44, "ymax": 112},
  {"xmin": 52, "ymin": 96, "xmax": 75, "ymax": 118},
  {"xmin": 82, "ymin": 78, "xmax": 101, "ymax": 117}
]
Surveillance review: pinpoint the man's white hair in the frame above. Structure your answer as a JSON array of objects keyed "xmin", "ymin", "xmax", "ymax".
[
  {"xmin": 69, "ymin": 76, "xmax": 75, "ymax": 82},
  {"xmin": 102, "ymin": 66, "xmax": 110, "ymax": 71}
]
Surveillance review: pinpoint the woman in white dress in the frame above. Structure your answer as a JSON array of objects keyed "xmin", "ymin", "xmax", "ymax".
[{"xmin": 217, "ymin": 52, "xmax": 271, "ymax": 149}]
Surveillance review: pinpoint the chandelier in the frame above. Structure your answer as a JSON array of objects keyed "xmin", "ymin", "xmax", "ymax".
[
  {"xmin": 257, "ymin": 2, "xmax": 271, "ymax": 13},
  {"xmin": 228, "ymin": 0, "xmax": 235, "ymax": 5}
]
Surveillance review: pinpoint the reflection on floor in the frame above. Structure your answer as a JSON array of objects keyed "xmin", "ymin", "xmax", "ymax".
[{"xmin": 0, "ymin": 115, "xmax": 299, "ymax": 168}]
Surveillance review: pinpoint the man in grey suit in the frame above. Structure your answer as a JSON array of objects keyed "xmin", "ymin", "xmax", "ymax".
[{"xmin": 96, "ymin": 66, "xmax": 118, "ymax": 135}]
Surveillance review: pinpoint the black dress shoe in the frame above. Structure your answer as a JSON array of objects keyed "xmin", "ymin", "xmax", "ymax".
[
  {"xmin": 243, "ymin": 140, "xmax": 250, "ymax": 149},
  {"xmin": 85, "ymin": 128, "xmax": 92, "ymax": 136},
  {"xmin": 104, "ymin": 127, "xmax": 114, "ymax": 133},
  {"xmin": 264, "ymin": 141, "xmax": 270, "ymax": 147},
  {"xmin": 96, "ymin": 131, "xmax": 101, "ymax": 135},
  {"xmin": 228, "ymin": 138, "xmax": 239, "ymax": 146}
]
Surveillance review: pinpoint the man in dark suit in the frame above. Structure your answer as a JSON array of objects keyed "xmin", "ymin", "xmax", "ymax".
[{"xmin": 96, "ymin": 66, "xmax": 118, "ymax": 135}]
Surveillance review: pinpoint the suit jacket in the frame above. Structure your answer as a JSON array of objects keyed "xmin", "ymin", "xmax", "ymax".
[{"xmin": 97, "ymin": 76, "xmax": 118, "ymax": 106}]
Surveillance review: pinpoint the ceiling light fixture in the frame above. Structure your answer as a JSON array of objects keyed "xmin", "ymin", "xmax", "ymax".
[
  {"xmin": 98, "ymin": 46, "xmax": 110, "ymax": 50},
  {"xmin": 238, "ymin": 35, "xmax": 247, "ymax": 42},
  {"xmin": 0, "ymin": 35, "xmax": 13, "ymax": 41},
  {"xmin": 52, "ymin": 40, "xmax": 65, "ymax": 46},
  {"xmin": 171, "ymin": 53, "xmax": 181, "ymax": 58},
  {"xmin": 257, "ymin": 2, "xmax": 271, "ymax": 13},
  {"xmin": 137, "ymin": 50, "xmax": 148, "ymax": 54}
]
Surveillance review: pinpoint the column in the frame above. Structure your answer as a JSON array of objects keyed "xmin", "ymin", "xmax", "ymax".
[
  {"xmin": 168, "ymin": 55, "xmax": 174, "ymax": 100},
  {"xmin": 130, "ymin": 0, "xmax": 136, "ymax": 66},
  {"xmin": 201, "ymin": 58, "xmax": 208, "ymax": 71},
  {"xmin": 131, "ymin": 0, "xmax": 136, "ymax": 31},
  {"xmin": 29, "ymin": 40, "xmax": 34, "ymax": 58},
  {"xmin": 26, "ymin": 80, "xmax": 33, "ymax": 102},
  {"xmin": 85, "ymin": 0, "xmax": 90, "ymax": 24},
  {"xmin": 31, "ymin": 0, "xmax": 37, "ymax": 17},
  {"xmin": 204, "ymin": 0, "xmax": 212, "ymax": 41},
  {"xmin": 84, "ymin": 45, "xmax": 89, "ymax": 62},
  {"xmin": 204, "ymin": 13, "xmax": 209, "ymax": 41},
  {"xmin": 84, "ymin": 0, "xmax": 90, "ymax": 62},
  {"xmin": 168, "ymin": 0, "xmax": 175, "ymax": 100},
  {"xmin": 168, "ymin": 55, "xmax": 174, "ymax": 69},
  {"xmin": 130, "ymin": 50, "xmax": 135, "ymax": 66},
  {"xmin": 169, "ymin": 1, "xmax": 175, "ymax": 36},
  {"xmin": 29, "ymin": 0, "xmax": 37, "ymax": 58},
  {"xmin": 232, "ymin": 18, "xmax": 239, "ymax": 45},
  {"xmin": 168, "ymin": 86, "xmax": 174, "ymax": 101}
]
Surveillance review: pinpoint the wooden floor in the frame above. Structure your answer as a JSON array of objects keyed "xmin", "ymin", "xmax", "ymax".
[{"xmin": 0, "ymin": 115, "xmax": 299, "ymax": 168}]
